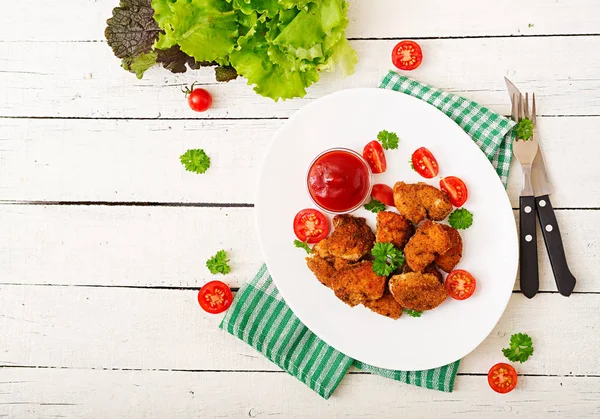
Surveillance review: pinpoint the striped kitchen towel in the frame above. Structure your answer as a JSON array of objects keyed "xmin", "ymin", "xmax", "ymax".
[
  {"xmin": 220, "ymin": 265, "xmax": 460, "ymax": 399},
  {"xmin": 219, "ymin": 73, "xmax": 515, "ymax": 399}
]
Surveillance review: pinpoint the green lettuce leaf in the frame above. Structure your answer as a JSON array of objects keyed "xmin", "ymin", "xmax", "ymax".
[
  {"xmin": 228, "ymin": 0, "xmax": 280, "ymax": 18},
  {"xmin": 122, "ymin": 51, "xmax": 158, "ymax": 78},
  {"xmin": 154, "ymin": 0, "xmax": 239, "ymax": 64},
  {"xmin": 230, "ymin": 22, "xmax": 319, "ymax": 100}
]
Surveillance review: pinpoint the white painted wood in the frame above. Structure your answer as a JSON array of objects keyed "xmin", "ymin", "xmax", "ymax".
[
  {"xmin": 2, "ymin": 0, "xmax": 597, "ymax": 42},
  {"xmin": 1, "ymin": 285, "xmax": 598, "ymax": 376},
  {"xmin": 1, "ymin": 369, "xmax": 599, "ymax": 419},
  {"xmin": 1, "ymin": 37, "xmax": 599, "ymax": 118},
  {"xmin": 1, "ymin": 117, "xmax": 599, "ymax": 208},
  {"xmin": 0, "ymin": 205, "xmax": 596, "ymax": 291}
]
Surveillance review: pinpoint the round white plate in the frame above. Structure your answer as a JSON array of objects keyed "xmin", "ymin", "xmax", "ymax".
[{"xmin": 256, "ymin": 88, "xmax": 518, "ymax": 371}]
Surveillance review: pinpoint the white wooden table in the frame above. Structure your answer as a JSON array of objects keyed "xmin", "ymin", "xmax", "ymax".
[{"xmin": 1, "ymin": 1, "xmax": 599, "ymax": 418}]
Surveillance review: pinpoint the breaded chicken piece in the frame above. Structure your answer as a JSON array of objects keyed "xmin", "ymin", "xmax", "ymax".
[
  {"xmin": 403, "ymin": 262, "xmax": 444, "ymax": 283},
  {"xmin": 376, "ymin": 211, "xmax": 414, "ymax": 249},
  {"xmin": 313, "ymin": 214, "xmax": 375, "ymax": 261},
  {"xmin": 331, "ymin": 261, "xmax": 386, "ymax": 307},
  {"xmin": 306, "ymin": 255, "xmax": 352, "ymax": 288},
  {"xmin": 393, "ymin": 182, "xmax": 453, "ymax": 224},
  {"xmin": 306, "ymin": 255, "xmax": 337, "ymax": 288},
  {"xmin": 435, "ymin": 225, "xmax": 463, "ymax": 273},
  {"xmin": 363, "ymin": 287, "xmax": 403, "ymax": 319},
  {"xmin": 404, "ymin": 220, "xmax": 452, "ymax": 272},
  {"xmin": 389, "ymin": 272, "xmax": 447, "ymax": 311}
]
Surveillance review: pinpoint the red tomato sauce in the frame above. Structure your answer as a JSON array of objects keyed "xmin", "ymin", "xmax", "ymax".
[{"xmin": 307, "ymin": 149, "xmax": 371, "ymax": 213}]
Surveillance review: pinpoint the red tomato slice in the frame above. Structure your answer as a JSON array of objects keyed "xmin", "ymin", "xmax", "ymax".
[
  {"xmin": 411, "ymin": 147, "xmax": 439, "ymax": 179},
  {"xmin": 445, "ymin": 269, "xmax": 476, "ymax": 300},
  {"xmin": 293, "ymin": 209, "xmax": 329, "ymax": 244},
  {"xmin": 392, "ymin": 41, "xmax": 423, "ymax": 71},
  {"xmin": 440, "ymin": 176, "xmax": 468, "ymax": 207},
  {"xmin": 372, "ymin": 184, "xmax": 394, "ymax": 206},
  {"xmin": 363, "ymin": 141, "xmax": 387, "ymax": 174},
  {"xmin": 488, "ymin": 363, "xmax": 518, "ymax": 394},
  {"xmin": 198, "ymin": 281, "xmax": 233, "ymax": 314}
]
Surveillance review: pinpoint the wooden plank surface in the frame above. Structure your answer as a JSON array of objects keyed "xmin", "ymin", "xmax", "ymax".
[
  {"xmin": 0, "ymin": 205, "xmax": 596, "ymax": 291},
  {"xmin": 0, "ymin": 285, "xmax": 598, "ymax": 376},
  {"xmin": 2, "ymin": 0, "xmax": 598, "ymax": 42},
  {"xmin": 0, "ymin": 117, "xmax": 599, "ymax": 208},
  {"xmin": 1, "ymin": 37, "xmax": 599, "ymax": 119},
  {"xmin": 1, "ymin": 369, "xmax": 599, "ymax": 419},
  {"xmin": 1, "ymin": 0, "xmax": 599, "ymax": 416}
]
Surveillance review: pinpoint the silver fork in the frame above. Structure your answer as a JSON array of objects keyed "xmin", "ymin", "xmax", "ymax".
[{"xmin": 512, "ymin": 93, "xmax": 540, "ymax": 298}]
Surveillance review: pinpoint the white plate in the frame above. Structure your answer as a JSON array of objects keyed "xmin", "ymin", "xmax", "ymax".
[{"xmin": 256, "ymin": 88, "xmax": 518, "ymax": 371}]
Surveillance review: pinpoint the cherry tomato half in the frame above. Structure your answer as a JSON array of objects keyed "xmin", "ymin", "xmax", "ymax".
[
  {"xmin": 372, "ymin": 184, "xmax": 394, "ymax": 206},
  {"xmin": 363, "ymin": 140, "xmax": 387, "ymax": 174},
  {"xmin": 445, "ymin": 269, "xmax": 477, "ymax": 300},
  {"xmin": 411, "ymin": 147, "xmax": 439, "ymax": 179},
  {"xmin": 440, "ymin": 176, "xmax": 469, "ymax": 207},
  {"xmin": 488, "ymin": 363, "xmax": 518, "ymax": 394},
  {"xmin": 392, "ymin": 41, "xmax": 423, "ymax": 71},
  {"xmin": 188, "ymin": 88, "xmax": 212, "ymax": 112},
  {"xmin": 198, "ymin": 281, "xmax": 233, "ymax": 314},
  {"xmin": 293, "ymin": 209, "xmax": 329, "ymax": 244}
]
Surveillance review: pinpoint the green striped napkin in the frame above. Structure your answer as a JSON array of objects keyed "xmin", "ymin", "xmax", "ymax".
[{"xmin": 219, "ymin": 73, "xmax": 516, "ymax": 399}]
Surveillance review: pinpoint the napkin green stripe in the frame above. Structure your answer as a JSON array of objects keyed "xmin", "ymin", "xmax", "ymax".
[{"xmin": 219, "ymin": 73, "xmax": 515, "ymax": 398}]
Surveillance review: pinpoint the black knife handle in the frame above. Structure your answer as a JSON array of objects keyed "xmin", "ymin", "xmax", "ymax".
[
  {"xmin": 535, "ymin": 195, "xmax": 576, "ymax": 296},
  {"xmin": 519, "ymin": 195, "xmax": 539, "ymax": 298}
]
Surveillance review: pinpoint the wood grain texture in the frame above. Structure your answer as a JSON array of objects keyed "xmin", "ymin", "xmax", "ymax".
[
  {"xmin": 1, "ymin": 37, "xmax": 600, "ymax": 119},
  {"xmin": 1, "ymin": 369, "xmax": 599, "ymax": 419},
  {"xmin": 1, "ymin": 285, "xmax": 598, "ymax": 376},
  {"xmin": 1, "ymin": 117, "xmax": 599, "ymax": 207},
  {"xmin": 1, "ymin": 0, "xmax": 597, "ymax": 42},
  {"xmin": 0, "ymin": 205, "xmax": 596, "ymax": 291}
]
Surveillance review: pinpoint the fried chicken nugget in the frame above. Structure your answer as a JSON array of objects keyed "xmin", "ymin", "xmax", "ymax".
[
  {"xmin": 435, "ymin": 225, "xmax": 463, "ymax": 273},
  {"xmin": 404, "ymin": 220, "xmax": 452, "ymax": 272},
  {"xmin": 393, "ymin": 182, "xmax": 453, "ymax": 224},
  {"xmin": 313, "ymin": 214, "xmax": 375, "ymax": 261},
  {"xmin": 403, "ymin": 262, "xmax": 444, "ymax": 283},
  {"xmin": 389, "ymin": 272, "xmax": 447, "ymax": 311},
  {"xmin": 363, "ymin": 287, "xmax": 403, "ymax": 319},
  {"xmin": 306, "ymin": 255, "xmax": 337, "ymax": 288},
  {"xmin": 376, "ymin": 211, "xmax": 414, "ymax": 249},
  {"xmin": 332, "ymin": 261, "xmax": 386, "ymax": 307}
]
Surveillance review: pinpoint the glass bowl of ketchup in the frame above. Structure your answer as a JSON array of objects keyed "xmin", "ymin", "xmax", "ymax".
[{"xmin": 307, "ymin": 148, "xmax": 373, "ymax": 214}]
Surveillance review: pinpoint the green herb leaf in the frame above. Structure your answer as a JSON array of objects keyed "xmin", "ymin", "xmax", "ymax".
[
  {"xmin": 515, "ymin": 118, "xmax": 534, "ymax": 141},
  {"xmin": 502, "ymin": 333, "xmax": 534, "ymax": 363},
  {"xmin": 206, "ymin": 250, "xmax": 231, "ymax": 275},
  {"xmin": 180, "ymin": 149, "xmax": 211, "ymax": 174},
  {"xmin": 364, "ymin": 199, "xmax": 386, "ymax": 213},
  {"xmin": 377, "ymin": 130, "xmax": 399, "ymax": 150},
  {"xmin": 294, "ymin": 239, "xmax": 312, "ymax": 254},
  {"xmin": 403, "ymin": 309, "xmax": 422, "ymax": 318},
  {"xmin": 409, "ymin": 158, "xmax": 415, "ymax": 171},
  {"xmin": 448, "ymin": 208, "xmax": 473, "ymax": 230},
  {"xmin": 371, "ymin": 242, "xmax": 404, "ymax": 276}
]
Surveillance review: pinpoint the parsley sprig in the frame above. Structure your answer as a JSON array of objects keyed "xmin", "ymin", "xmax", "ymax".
[
  {"xmin": 294, "ymin": 240, "xmax": 312, "ymax": 254},
  {"xmin": 448, "ymin": 208, "xmax": 473, "ymax": 230},
  {"xmin": 502, "ymin": 333, "xmax": 534, "ymax": 363},
  {"xmin": 377, "ymin": 130, "xmax": 399, "ymax": 150},
  {"xmin": 180, "ymin": 149, "xmax": 211, "ymax": 174},
  {"xmin": 206, "ymin": 250, "xmax": 231, "ymax": 275},
  {"xmin": 371, "ymin": 242, "xmax": 404, "ymax": 276},
  {"xmin": 515, "ymin": 118, "xmax": 534, "ymax": 141},
  {"xmin": 403, "ymin": 309, "xmax": 423, "ymax": 318},
  {"xmin": 364, "ymin": 199, "xmax": 386, "ymax": 213}
]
